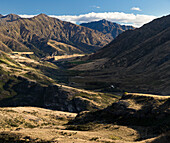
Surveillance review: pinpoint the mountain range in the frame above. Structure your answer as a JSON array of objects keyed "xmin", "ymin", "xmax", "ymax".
[
  {"xmin": 0, "ymin": 14, "xmax": 135, "ymax": 58},
  {"xmin": 70, "ymin": 14, "xmax": 170, "ymax": 95},
  {"xmin": 0, "ymin": 12, "xmax": 170, "ymax": 143},
  {"xmin": 0, "ymin": 14, "xmax": 112, "ymax": 57}
]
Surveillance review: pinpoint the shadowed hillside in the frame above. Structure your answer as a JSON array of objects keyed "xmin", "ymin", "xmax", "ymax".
[{"xmin": 70, "ymin": 14, "xmax": 170, "ymax": 95}]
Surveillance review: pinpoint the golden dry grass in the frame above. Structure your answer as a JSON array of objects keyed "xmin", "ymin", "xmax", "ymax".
[
  {"xmin": 0, "ymin": 107, "xmax": 167, "ymax": 143},
  {"xmin": 54, "ymin": 54, "xmax": 85, "ymax": 61},
  {"xmin": 125, "ymin": 92, "xmax": 170, "ymax": 99},
  {"xmin": 0, "ymin": 107, "xmax": 139, "ymax": 142},
  {"xmin": 55, "ymin": 83, "xmax": 100, "ymax": 95}
]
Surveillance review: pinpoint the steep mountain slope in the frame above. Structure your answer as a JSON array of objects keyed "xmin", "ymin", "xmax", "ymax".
[
  {"xmin": 70, "ymin": 15, "xmax": 170, "ymax": 95},
  {"xmin": 47, "ymin": 40, "xmax": 84, "ymax": 55},
  {"xmin": 0, "ymin": 14, "xmax": 111, "ymax": 57},
  {"xmin": 80, "ymin": 19, "xmax": 134, "ymax": 40}
]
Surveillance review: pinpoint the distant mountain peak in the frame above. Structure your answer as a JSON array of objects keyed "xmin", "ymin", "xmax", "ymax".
[
  {"xmin": 3, "ymin": 13, "xmax": 20, "ymax": 18},
  {"xmin": 0, "ymin": 14, "xmax": 3, "ymax": 18},
  {"xmin": 100, "ymin": 19, "xmax": 108, "ymax": 22},
  {"xmin": 80, "ymin": 19, "xmax": 134, "ymax": 39},
  {"xmin": 36, "ymin": 13, "xmax": 49, "ymax": 18},
  {"xmin": 1, "ymin": 14, "xmax": 21, "ymax": 21}
]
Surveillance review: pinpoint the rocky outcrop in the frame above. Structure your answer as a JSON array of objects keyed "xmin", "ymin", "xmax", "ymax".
[
  {"xmin": 68, "ymin": 93, "xmax": 170, "ymax": 142},
  {"xmin": 72, "ymin": 93, "xmax": 170, "ymax": 133}
]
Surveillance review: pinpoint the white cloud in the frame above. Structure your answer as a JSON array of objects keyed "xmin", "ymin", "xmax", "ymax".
[
  {"xmin": 19, "ymin": 14, "xmax": 36, "ymax": 18},
  {"xmin": 131, "ymin": 7, "xmax": 142, "ymax": 11},
  {"xmin": 49, "ymin": 12, "xmax": 157, "ymax": 27},
  {"xmin": 90, "ymin": 5, "xmax": 100, "ymax": 9},
  {"xmin": 19, "ymin": 12, "xmax": 157, "ymax": 27}
]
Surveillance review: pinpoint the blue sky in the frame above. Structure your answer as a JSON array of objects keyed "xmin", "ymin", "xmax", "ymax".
[{"xmin": 0, "ymin": 0, "xmax": 170, "ymax": 27}]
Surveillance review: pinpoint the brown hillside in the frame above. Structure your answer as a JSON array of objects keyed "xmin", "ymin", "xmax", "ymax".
[{"xmin": 0, "ymin": 14, "xmax": 111, "ymax": 57}]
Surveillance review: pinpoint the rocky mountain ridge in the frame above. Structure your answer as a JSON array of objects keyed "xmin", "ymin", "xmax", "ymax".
[{"xmin": 80, "ymin": 19, "xmax": 134, "ymax": 40}]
